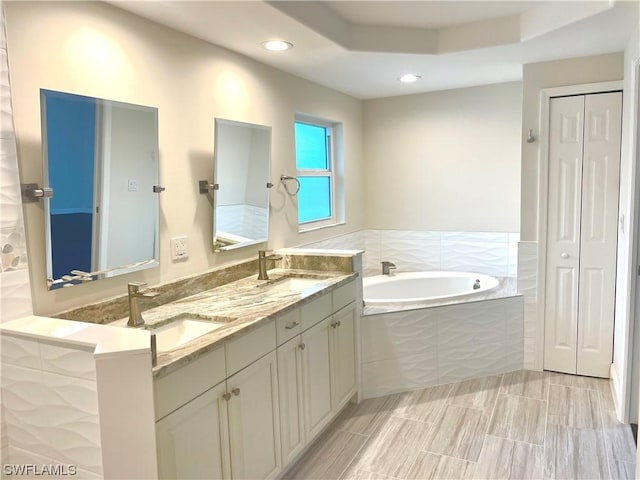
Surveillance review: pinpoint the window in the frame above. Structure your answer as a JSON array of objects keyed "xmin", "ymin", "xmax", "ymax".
[{"xmin": 295, "ymin": 117, "xmax": 341, "ymax": 229}]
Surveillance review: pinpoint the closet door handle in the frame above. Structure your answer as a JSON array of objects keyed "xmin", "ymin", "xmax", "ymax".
[{"xmin": 560, "ymin": 252, "xmax": 570, "ymax": 259}]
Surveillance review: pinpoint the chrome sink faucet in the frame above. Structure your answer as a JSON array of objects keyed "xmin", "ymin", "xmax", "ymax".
[
  {"xmin": 127, "ymin": 282, "xmax": 160, "ymax": 327},
  {"xmin": 257, "ymin": 250, "xmax": 283, "ymax": 280},
  {"xmin": 381, "ymin": 261, "xmax": 397, "ymax": 275}
]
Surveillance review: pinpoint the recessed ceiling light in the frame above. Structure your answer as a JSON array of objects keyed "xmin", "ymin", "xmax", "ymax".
[
  {"xmin": 262, "ymin": 40, "xmax": 294, "ymax": 52},
  {"xmin": 399, "ymin": 74, "xmax": 421, "ymax": 83}
]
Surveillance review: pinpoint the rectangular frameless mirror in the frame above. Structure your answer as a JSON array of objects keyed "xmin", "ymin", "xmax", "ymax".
[
  {"xmin": 41, "ymin": 89, "xmax": 160, "ymax": 289},
  {"xmin": 213, "ymin": 118, "xmax": 271, "ymax": 251}
]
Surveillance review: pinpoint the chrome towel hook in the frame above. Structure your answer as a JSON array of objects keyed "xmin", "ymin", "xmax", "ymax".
[{"xmin": 280, "ymin": 175, "xmax": 301, "ymax": 196}]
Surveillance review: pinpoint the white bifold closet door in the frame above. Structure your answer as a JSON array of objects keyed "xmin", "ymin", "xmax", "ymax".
[{"xmin": 544, "ymin": 91, "xmax": 622, "ymax": 378}]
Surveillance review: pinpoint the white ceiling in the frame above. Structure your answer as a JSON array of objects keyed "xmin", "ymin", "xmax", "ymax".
[{"xmin": 109, "ymin": 0, "xmax": 639, "ymax": 99}]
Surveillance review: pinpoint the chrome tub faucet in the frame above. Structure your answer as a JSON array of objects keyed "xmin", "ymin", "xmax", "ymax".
[
  {"xmin": 381, "ymin": 261, "xmax": 396, "ymax": 275},
  {"xmin": 257, "ymin": 250, "xmax": 283, "ymax": 280},
  {"xmin": 127, "ymin": 282, "xmax": 160, "ymax": 327}
]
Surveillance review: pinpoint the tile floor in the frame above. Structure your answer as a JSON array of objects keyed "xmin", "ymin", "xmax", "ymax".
[{"xmin": 284, "ymin": 370, "xmax": 637, "ymax": 479}]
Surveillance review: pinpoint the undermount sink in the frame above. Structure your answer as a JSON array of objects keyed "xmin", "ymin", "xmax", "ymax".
[
  {"xmin": 147, "ymin": 315, "xmax": 233, "ymax": 353},
  {"xmin": 260, "ymin": 275, "xmax": 325, "ymax": 292}
]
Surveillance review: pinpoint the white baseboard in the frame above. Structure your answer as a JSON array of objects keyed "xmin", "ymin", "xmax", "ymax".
[{"xmin": 610, "ymin": 363, "xmax": 626, "ymax": 423}]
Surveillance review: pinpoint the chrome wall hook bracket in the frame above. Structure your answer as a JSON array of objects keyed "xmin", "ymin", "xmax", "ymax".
[
  {"xmin": 21, "ymin": 183, "xmax": 53, "ymax": 203},
  {"xmin": 199, "ymin": 180, "xmax": 219, "ymax": 194}
]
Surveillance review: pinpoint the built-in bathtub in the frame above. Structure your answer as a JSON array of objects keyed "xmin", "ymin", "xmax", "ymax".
[
  {"xmin": 363, "ymin": 271, "xmax": 499, "ymax": 305},
  {"xmin": 360, "ymin": 271, "xmax": 523, "ymax": 399}
]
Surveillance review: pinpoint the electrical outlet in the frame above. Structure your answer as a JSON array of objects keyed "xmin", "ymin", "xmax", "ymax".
[
  {"xmin": 170, "ymin": 236, "xmax": 189, "ymax": 261},
  {"xmin": 128, "ymin": 179, "xmax": 138, "ymax": 191}
]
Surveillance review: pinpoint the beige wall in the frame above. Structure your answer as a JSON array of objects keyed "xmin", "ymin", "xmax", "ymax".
[
  {"xmin": 363, "ymin": 82, "xmax": 522, "ymax": 232},
  {"xmin": 520, "ymin": 52, "xmax": 624, "ymax": 240},
  {"xmin": 5, "ymin": 1, "xmax": 364, "ymax": 316}
]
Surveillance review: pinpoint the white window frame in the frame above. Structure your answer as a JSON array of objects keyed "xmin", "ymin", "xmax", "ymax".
[{"xmin": 295, "ymin": 114, "xmax": 338, "ymax": 231}]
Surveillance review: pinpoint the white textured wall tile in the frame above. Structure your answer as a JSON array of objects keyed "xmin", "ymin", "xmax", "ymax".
[
  {"xmin": 362, "ymin": 351, "xmax": 439, "ymax": 398},
  {"xmin": 437, "ymin": 301, "xmax": 508, "ymax": 346},
  {"xmin": 437, "ymin": 342, "xmax": 514, "ymax": 384},
  {"xmin": 504, "ymin": 297, "xmax": 525, "ymax": 341},
  {"xmin": 379, "ymin": 230, "xmax": 441, "ymax": 271},
  {"xmin": 361, "ymin": 309, "xmax": 437, "ymax": 363},
  {"xmin": 508, "ymin": 241, "xmax": 518, "ymax": 276},
  {"xmin": 517, "ymin": 241, "xmax": 537, "ymax": 256},
  {"xmin": 0, "ymin": 334, "xmax": 40, "ymax": 369},
  {"xmin": 304, "ymin": 229, "xmax": 519, "ymax": 278},
  {"xmin": 39, "ymin": 341, "xmax": 96, "ymax": 381},
  {"xmin": 2, "ymin": 364, "xmax": 102, "ymax": 474},
  {"xmin": 0, "ymin": 22, "xmax": 32, "ymax": 322},
  {"xmin": 363, "ymin": 230, "xmax": 382, "ymax": 273},
  {"xmin": 524, "ymin": 300, "xmax": 538, "ymax": 338},
  {"xmin": 440, "ymin": 241, "xmax": 509, "ymax": 276},
  {"xmin": 517, "ymin": 245, "xmax": 537, "ymax": 298},
  {"xmin": 0, "ymin": 269, "xmax": 32, "ymax": 321},
  {"xmin": 361, "ymin": 296, "xmax": 525, "ymax": 397},
  {"xmin": 4, "ymin": 446, "xmax": 102, "ymax": 479},
  {"xmin": 40, "ymin": 372, "xmax": 102, "ymax": 473},
  {"xmin": 440, "ymin": 231, "xmax": 509, "ymax": 243},
  {"xmin": 524, "ymin": 337, "xmax": 537, "ymax": 370}
]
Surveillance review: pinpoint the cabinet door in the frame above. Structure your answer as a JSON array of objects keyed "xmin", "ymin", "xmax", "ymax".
[
  {"xmin": 277, "ymin": 335, "xmax": 306, "ymax": 465},
  {"xmin": 301, "ymin": 316, "xmax": 333, "ymax": 439},
  {"xmin": 331, "ymin": 304, "xmax": 357, "ymax": 410},
  {"xmin": 156, "ymin": 382, "xmax": 230, "ymax": 480},
  {"xmin": 227, "ymin": 351, "xmax": 281, "ymax": 480}
]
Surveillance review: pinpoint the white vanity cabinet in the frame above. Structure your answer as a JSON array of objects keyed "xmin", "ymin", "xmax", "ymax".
[
  {"xmin": 155, "ymin": 323, "xmax": 281, "ymax": 480},
  {"xmin": 156, "ymin": 382, "xmax": 230, "ymax": 480},
  {"xmin": 226, "ymin": 351, "xmax": 281, "ymax": 480},
  {"xmin": 330, "ymin": 303, "xmax": 357, "ymax": 411},
  {"xmin": 155, "ymin": 279, "xmax": 358, "ymax": 480},
  {"xmin": 276, "ymin": 280, "xmax": 358, "ymax": 467}
]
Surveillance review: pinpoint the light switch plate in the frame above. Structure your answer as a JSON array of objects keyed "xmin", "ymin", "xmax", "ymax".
[{"xmin": 170, "ymin": 236, "xmax": 189, "ymax": 261}]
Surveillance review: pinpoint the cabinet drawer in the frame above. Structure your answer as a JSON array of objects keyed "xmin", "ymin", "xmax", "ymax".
[
  {"xmin": 154, "ymin": 345, "xmax": 226, "ymax": 421},
  {"xmin": 226, "ymin": 320, "xmax": 276, "ymax": 376},
  {"xmin": 332, "ymin": 281, "xmax": 356, "ymax": 312},
  {"xmin": 276, "ymin": 309, "xmax": 301, "ymax": 346},
  {"xmin": 300, "ymin": 294, "xmax": 332, "ymax": 331}
]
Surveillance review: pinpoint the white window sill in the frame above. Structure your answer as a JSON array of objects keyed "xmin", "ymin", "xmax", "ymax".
[{"xmin": 298, "ymin": 221, "xmax": 346, "ymax": 234}]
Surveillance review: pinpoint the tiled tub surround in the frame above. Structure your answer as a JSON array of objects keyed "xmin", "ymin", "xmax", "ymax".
[
  {"xmin": 0, "ymin": 317, "xmax": 156, "ymax": 479},
  {"xmin": 303, "ymin": 229, "xmax": 519, "ymax": 278},
  {"xmin": 361, "ymin": 296, "xmax": 524, "ymax": 398},
  {"xmin": 518, "ymin": 241, "xmax": 538, "ymax": 369}
]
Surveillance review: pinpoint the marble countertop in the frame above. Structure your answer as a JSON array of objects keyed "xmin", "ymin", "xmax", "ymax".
[{"xmin": 109, "ymin": 269, "xmax": 358, "ymax": 378}]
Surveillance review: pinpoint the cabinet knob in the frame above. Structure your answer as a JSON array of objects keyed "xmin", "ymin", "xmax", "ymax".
[
  {"xmin": 560, "ymin": 252, "xmax": 570, "ymax": 259},
  {"xmin": 337, "ymin": 320, "xmax": 342, "ymax": 327},
  {"xmin": 299, "ymin": 343, "xmax": 306, "ymax": 350},
  {"xmin": 331, "ymin": 322, "xmax": 337, "ymax": 328},
  {"xmin": 223, "ymin": 392, "xmax": 232, "ymax": 401},
  {"xmin": 285, "ymin": 321, "xmax": 300, "ymax": 330},
  {"xmin": 232, "ymin": 388, "xmax": 240, "ymax": 396}
]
